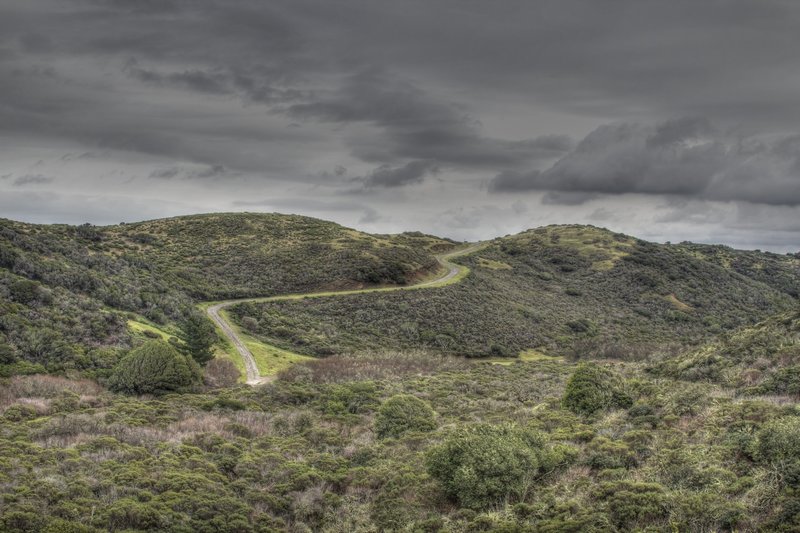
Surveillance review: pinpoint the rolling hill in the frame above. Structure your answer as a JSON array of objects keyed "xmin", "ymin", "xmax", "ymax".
[
  {"xmin": 229, "ymin": 225, "xmax": 800, "ymax": 359},
  {"xmin": 0, "ymin": 213, "xmax": 450, "ymax": 375}
]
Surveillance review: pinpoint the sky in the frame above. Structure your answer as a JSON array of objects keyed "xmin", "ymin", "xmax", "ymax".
[{"xmin": 1, "ymin": 0, "xmax": 799, "ymax": 252}]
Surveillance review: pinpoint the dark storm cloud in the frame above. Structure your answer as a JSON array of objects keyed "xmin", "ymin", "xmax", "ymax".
[
  {"xmin": 362, "ymin": 160, "xmax": 439, "ymax": 188},
  {"xmin": 2, "ymin": 0, "xmax": 800, "ymax": 248},
  {"xmin": 287, "ymin": 69, "xmax": 574, "ymax": 172},
  {"xmin": 490, "ymin": 118, "xmax": 800, "ymax": 206}
]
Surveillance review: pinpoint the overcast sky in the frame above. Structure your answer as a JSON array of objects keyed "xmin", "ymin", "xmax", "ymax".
[{"xmin": 1, "ymin": 0, "xmax": 799, "ymax": 251}]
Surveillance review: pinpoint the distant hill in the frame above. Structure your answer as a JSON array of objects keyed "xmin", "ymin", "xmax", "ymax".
[
  {"xmin": 0, "ymin": 213, "xmax": 450, "ymax": 375},
  {"xmin": 233, "ymin": 224, "xmax": 799, "ymax": 358}
]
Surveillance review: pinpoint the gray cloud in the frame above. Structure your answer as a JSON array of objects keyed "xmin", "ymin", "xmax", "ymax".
[
  {"xmin": 13, "ymin": 174, "xmax": 54, "ymax": 186},
  {"xmin": 490, "ymin": 118, "xmax": 800, "ymax": 205},
  {"xmin": 1, "ymin": 0, "xmax": 800, "ymax": 250},
  {"xmin": 288, "ymin": 69, "xmax": 574, "ymax": 171},
  {"xmin": 362, "ymin": 160, "xmax": 439, "ymax": 188}
]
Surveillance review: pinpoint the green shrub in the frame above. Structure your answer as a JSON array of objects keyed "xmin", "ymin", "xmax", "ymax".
[
  {"xmin": 426, "ymin": 424, "xmax": 551, "ymax": 509},
  {"xmin": 595, "ymin": 480, "xmax": 668, "ymax": 529},
  {"xmin": 563, "ymin": 362, "xmax": 631, "ymax": 415},
  {"xmin": 108, "ymin": 340, "xmax": 200, "ymax": 395},
  {"xmin": 374, "ymin": 394, "xmax": 436, "ymax": 438},
  {"xmin": 752, "ymin": 416, "xmax": 800, "ymax": 466}
]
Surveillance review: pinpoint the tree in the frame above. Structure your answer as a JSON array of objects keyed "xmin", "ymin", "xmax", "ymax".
[
  {"xmin": 374, "ymin": 394, "xmax": 436, "ymax": 438},
  {"xmin": 177, "ymin": 312, "xmax": 217, "ymax": 365},
  {"xmin": 108, "ymin": 340, "xmax": 200, "ymax": 395}
]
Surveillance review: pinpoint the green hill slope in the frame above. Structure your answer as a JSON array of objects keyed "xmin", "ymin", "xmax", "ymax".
[
  {"xmin": 0, "ymin": 213, "xmax": 450, "ymax": 375},
  {"xmin": 230, "ymin": 225, "xmax": 799, "ymax": 358},
  {"xmin": 653, "ymin": 309, "xmax": 800, "ymax": 393}
]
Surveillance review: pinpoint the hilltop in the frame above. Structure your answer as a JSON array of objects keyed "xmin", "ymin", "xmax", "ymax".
[{"xmin": 232, "ymin": 224, "xmax": 799, "ymax": 358}]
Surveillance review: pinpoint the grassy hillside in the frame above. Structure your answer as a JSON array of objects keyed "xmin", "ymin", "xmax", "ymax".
[
  {"xmin": 230, "ymin": 225, "xmax": 799, "ymax": 359},
  {"xmin": 0, "ymin": 213, "xmax": 449, "ymax": 376}
]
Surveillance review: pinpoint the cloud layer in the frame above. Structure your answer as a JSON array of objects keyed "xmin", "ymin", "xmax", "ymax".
[
  {"xmin": 490, "ymin": 118, "xmax": 800, "ymax": 205},
  {"xmin": 0, "ymin": 0, "xmax": 799, "ymax": 250}
]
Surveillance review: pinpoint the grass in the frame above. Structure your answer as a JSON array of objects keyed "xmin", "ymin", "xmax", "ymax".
[
  {"xmin": 127, "ymin": 319, "xmax": 175, "ymax": 340},
  {"xmin": 485, "ymin": 348, "xmax": 564, "ymax": 366},
  {"xmin": 219, "ymin": 309, "xmax": 313, "ymax": 376},
  {"xmin": 477, "ymin": 257, "xmax": 512, "ymax": 270},
  {"xmin": 664, "ymin": 293, "xmax": 693, "ymax": 312}
]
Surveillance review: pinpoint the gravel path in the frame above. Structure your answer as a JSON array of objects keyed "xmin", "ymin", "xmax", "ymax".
[{"xmin": 206, "ymin": 243, "xmax": 484, "ymax": 385}]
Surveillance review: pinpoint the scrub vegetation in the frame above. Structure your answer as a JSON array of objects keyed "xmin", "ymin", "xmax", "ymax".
[
  {"xmin": 0, "ymin": 213, "xmax": 449, "ymax": 377},
  {"xmin": 231, "ymin": 225, "xmax": 799, "ymax": 358},
  {"xmin": 1, "ymin": 214, "xmax": 799, "ymax": 531}
]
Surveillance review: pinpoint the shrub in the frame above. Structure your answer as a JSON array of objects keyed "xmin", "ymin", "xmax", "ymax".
[
  {"xmin": 426, "ymin": 424, "xmax": 552, "ymax": 509},
  {"xmin": 595, "ymin": 481, "xmax": 668, "ymax": 529},
  {"xmin": 374, "ymin": 394, "xmax": 436, "ymax": 438},
  {"xmin": 563, "ymin": 362, "xmax": 631, "ymax": 415},
  {"xmin": 752, "ymin": 416, "xmax": 800, "ymax": 466},
  {"xmin": 204, "ymin": 358, "xmax": 241, "ymax": 388},
  {"xmin": 108, "ymin": 340, "xmax": 200, "ymax": 395}
]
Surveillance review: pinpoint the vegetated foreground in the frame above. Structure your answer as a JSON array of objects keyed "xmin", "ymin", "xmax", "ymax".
[{"xmin": 1, "ymin": 213, "xmax": 800, "ymax": 532}]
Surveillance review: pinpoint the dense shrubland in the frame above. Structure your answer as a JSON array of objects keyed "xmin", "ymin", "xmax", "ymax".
[
  {"xmin": 1, "ymin": 215, "xmax": 800, "ymax": 531},
  {"xmin": 0, "ymin": 214, "xmax": 447, "ymax": 376},
  {"xmin": 3, "ymin": 346, "xmax": 800, "ymax": 531},
  {"xmin": 232, "ymin": 225, "xmax": 799, "ymax": 358}
]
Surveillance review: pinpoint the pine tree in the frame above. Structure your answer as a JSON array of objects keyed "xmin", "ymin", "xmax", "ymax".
[{"xmin": 178, "ymin": 312, "xmax": 217, "ymax": 365}]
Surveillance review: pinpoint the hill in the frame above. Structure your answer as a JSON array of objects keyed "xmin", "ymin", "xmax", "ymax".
[
  {"xmin": 652, "ymin": 308, "xmax": 800, "ymax": 394},
  {"xmin": 0, "ymin": 213, "xmax": 450, "ymax": 375},
  {"xmin": 3, "ymin": 216, "xmax": 800, "ymax": 531},
  {"xmin": 229, "ymin": 225, "xmax": 799, "ymax": 358}
]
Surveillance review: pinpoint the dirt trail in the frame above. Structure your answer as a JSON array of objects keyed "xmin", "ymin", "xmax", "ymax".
[{"xmin": 206, "ymin": 243, "xmax": 484, "ymax": 385}]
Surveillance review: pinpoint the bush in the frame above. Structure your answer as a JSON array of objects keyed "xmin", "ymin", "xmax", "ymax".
[
  {"xmin": 204, "ymin": 358, "xmax": 241, "ymax": 388},
  {"xmin": 595, "ymin": 480, "xmax": 668, "ymax": 529},
  {"xmin": 108, "ymin": 340, "xmax": 200, "ymax": 395},
  {"xmin": 752, "ymin": 416, "xmax": 800, "ymax": 466},
  {"xmin": 563, "ymin": 362, "xmax": 631, "ymax": 415},
  {"xmin": 374, "ymin": 394, "xmax": 436, "ymax": 438},
  {"xmin": 426, "ymin": 423, "xmax": 551, "ymax": 509}
]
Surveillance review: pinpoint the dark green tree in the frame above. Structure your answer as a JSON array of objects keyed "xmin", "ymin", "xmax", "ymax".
[
  {"xmin": 178, "ymin": 312, "xmax": 217, "ymax": 365},
  {"xmin": 108, "ymin": 340, "xmax": 200, "ymax": 395}
]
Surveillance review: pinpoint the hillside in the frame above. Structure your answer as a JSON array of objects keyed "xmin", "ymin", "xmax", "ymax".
[
  {"xmin": 0, "ymin": 213, "xmax": 450, "ymax": 375},
  {"xmin": 230, "ymin": 225, "xmax": 800, "ymax": 359},
  {"xmin": 3, "ymin": 216, "xmax": 800, "ymax": 531},
  {"xmin": 653, "ymin": 309, "xmax": 800, "ymax": 393}
]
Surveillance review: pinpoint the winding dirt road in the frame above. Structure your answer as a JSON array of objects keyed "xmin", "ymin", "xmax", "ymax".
[{"xmin": 206, "ymin": 243, "xmax": 484, "ymax": 385}]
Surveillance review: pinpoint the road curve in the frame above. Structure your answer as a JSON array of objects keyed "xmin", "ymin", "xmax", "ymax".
[
  {"xmin": 207, "ymin": 302, "xmax": 265, "ymax": 384},
  {"xmin": 206, "ymin": 243, "xmax": 484, "ymax": 385}
]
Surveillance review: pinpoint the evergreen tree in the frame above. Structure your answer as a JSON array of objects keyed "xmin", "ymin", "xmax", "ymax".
[
  {"xmin": 109, "ymin": 340, "xmax": 200, "ymax": 395},
  {"xmin": 178, "ymin": 312, "xmax": 217, "ymax": 365}
]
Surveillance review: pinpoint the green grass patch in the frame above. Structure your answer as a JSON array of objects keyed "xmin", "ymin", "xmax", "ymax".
[
  {"xmin": 477, "ymin": 257, "xmax": 512, "ymax": 270},
  {"xmin": 219, "ymin": 309, "xmax": 313, "ymax": 376},
  {"xmin": 127, "ymin": 319, "xmax": 175, "ymax": 341}
]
